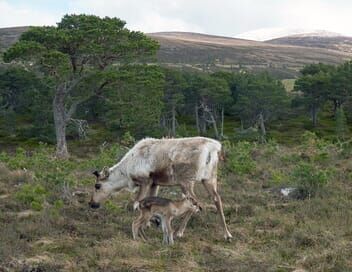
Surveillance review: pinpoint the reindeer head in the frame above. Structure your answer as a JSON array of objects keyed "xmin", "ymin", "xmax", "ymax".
[
  {"xmin": 181, "ymin": 194, "xmax": 201, "ymax": 213},
  {"xmin": 89, "ymin": 166, "xmax": 111, "ymax": 209}
]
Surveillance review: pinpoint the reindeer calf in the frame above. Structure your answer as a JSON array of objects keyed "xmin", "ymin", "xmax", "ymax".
[{"xmin": 132, "ymin": 196, "xmax": 200, "ymax": 245}]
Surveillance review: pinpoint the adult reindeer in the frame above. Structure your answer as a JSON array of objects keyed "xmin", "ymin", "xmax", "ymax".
[{"xmin": 89, "ymin": 137, "xmax": 232, "ymax": 240}]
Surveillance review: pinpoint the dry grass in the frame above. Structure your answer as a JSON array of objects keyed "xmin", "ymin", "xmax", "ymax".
[{"xmin": 0, "ymin": 163, "xmax": 33, "ymax": 184}]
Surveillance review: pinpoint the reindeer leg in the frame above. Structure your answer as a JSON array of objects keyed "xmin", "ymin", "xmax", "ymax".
[
  {"xmin": 149, "ymin": 184, "xmax": 159, "ymax": 197},
  {"xmin": 180, "ymin": 181, "xmax": 195, "ymax": 198},
  {"xmin": 139, "ymin": 226, "xmax": 148, "ymax": 241},
  {"xmin": 166, "ymin": 217, "xmax": 174, "ymax": 245},
  {"xmin": 160, "ymin": 216, "xmax": 168, "ymax": 245},
  {"xmin": 180, "ymin": 181, "xmax": 201, "ymax": 206},
  {"xmin": 133, "ymin": 177, "xmax": 152, "ymax": 210},
  {"xmin": 202, "ymin": 178, "xmax": 232, "ymax": 241},
  {"xmin": 132, "ymin": 221, "xmax": 138, "ymax": 240}
]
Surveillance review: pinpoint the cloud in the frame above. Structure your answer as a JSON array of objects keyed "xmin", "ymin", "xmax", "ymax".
[
  {"xmin": 1, "ymin": 0, "xmax": 352, "ymax": 38},
  {"xmin": 67, "ymin": 0, "xmax": 352, "ymax": 36},
  {"xmin": 67, "ymin": 0, "xmax": 205, "ymax": 33},
  {"xmin": 0, "ymin": 0, "xmax": 61, "ymax": 27}
]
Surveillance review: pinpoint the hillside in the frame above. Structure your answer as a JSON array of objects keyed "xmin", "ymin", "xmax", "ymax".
[
  {"xmin": 147, "ymin": 32, "xmax": 352, "ymax": 78},
  {"xmin": 1, "ymin": 27, "xmax": 352, "ymax": 78},
  {"xmin": 235, "ymin": 28, "xmax": 342, "ymax": 41},
  {"xmin": 267, "ymin": 34, "xmax": 352, "ymax": 54},
  {"xmin": 0, "ymin": 26, "xmax": 29, "ymax": 53}
]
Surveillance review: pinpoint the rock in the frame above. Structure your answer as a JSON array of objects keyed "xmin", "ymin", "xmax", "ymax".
[{"xmin": 280, "ymin": 187, "xmax": 296, "ymax": 197}]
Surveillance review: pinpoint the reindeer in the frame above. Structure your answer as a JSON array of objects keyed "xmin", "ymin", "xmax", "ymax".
[
  {"xmin": 132, "ymin": 195, "xmax": 200, "ymax": 245},
  {"xmin": 90, "ymin": 137, "xmax": 232, "ymax": 240}
]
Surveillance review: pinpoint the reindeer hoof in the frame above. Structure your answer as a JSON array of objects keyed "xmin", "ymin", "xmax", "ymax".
[
  {"xmin": 224, "ymin": 233, "xmax": 233, "ymax": 242},
  {"xmin": 133, "ymin": 201, "xmax": 139, "ymax": 211},
  {"xmin": 175, "ymin": 230, "xmax": 184, "ymax": 238}
]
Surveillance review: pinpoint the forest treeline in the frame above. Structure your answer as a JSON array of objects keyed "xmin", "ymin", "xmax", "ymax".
[{"xmin": 0, "ymin": 15, "xmax": 352, "ymax": 157}]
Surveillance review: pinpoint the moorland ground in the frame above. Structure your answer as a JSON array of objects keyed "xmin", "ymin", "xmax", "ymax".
[{"xmin": 1, "ymin": 133, "xmax": 352, "ymax": 271}]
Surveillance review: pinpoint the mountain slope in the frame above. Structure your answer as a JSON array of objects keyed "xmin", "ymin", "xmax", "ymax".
[
  {"xmin": 266, "ymin": 35, "xmax": 352, "ymax": 54},
  {"xmin": 1, "ymin": 27, "xmax": 352, "ymax": 79},
  {"xmin": 0, "ymin": 26, "xmax": 29, "ymax": 52},
  {"xmin": 235, "ymin": 27, "xmax": 341, "ymax": 41},
  {"xmin": 148, "ymin": 32, "xmax": 352, "ymax": 78}
]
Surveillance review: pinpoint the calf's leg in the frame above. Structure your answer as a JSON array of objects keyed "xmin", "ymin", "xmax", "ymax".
[
  {"xmin": 132, "ymin": 212, "xmax": 150, "ymax": 241},
  {"xmin": 160, "ymin": 216, "xmax": 169, "ymax": 245},
  {"xmin": 148, "ymin": 184, "xmax": 161, "ymax": 227},
  {"xmin": 174, "ymin": 182, "xmax": 197, "ymax": 238},
  {"xmin": 174, "ymin": 210, "xmax": 195, "ymax": 238},
  {"xmin": 132, "ymin": 214, "xmax": 143, "ymax": 240},
  {"xmin": 166, "ymin": 217, "xmax": 174, "ymax": 245}
]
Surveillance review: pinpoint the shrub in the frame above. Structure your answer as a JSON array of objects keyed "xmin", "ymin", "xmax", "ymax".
[
  {"xmin": 0, "ymin": 143, "xmax": 125, "ymax": 187},
  {"xmin": 269, "ymin": 169, "xmax": 288, "ymax": 185},
  {"xmin": 291, "ymin": 162, "xmax": 330, "ymax": 197},
  {"xmin": 0, "ymin": 163, "xmax": 11, "ymax": 181},
  {"xmin": 0, "ymin": 163, "xmax": 32, "ymax": 184},
  {"xmin": 262, "ymin": 139, "xmax": 280, "ymax": 158},
  {"xmin": 48, "ymin": 199, "xmax": 64, "ymax": 218},
  {"xmin": 301, "ymin": 131, "xmax": 332, "ymax": 153},
  {"xmin": 224, "ymin": 141, "xmax": 256, "ymax": 175},
  {"xmin": 80, "ymin": 143, "xmax": 125, "ymax": 171},
  {"xmin": 299, "ymin": 131, "xmax": 335, "ymax": 164},
  {"xmin": 104, "ymin": 199, "xmax": 123, "ymax": 214},
  {"xmin": 15, "ymin": 183, "xmax": 48, "ymax": 211},
  {"xmin": 335, "ymin": 107, "xmax": 349, "ymax": 140},
  {"xmin": 120, "ymin": 131, "xmax": 135, "ymax": 147},
  {"xmin": 233, "ymin": 127, "xmax": 260, "ymax": 142}
]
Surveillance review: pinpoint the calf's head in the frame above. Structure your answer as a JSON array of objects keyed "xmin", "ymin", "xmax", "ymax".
[{"xmin": 182, "ymin": 194, "xmax": 201, "ymax": 213}]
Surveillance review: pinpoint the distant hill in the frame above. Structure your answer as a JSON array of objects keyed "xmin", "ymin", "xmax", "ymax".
[
  {"xmin": 266, "ymin": 34, "xmax": 352, "ymax": 54},
  {"xmin": 235, "ymin": 27, "xmax": 342, "ymax": 41},
  {"xmin": 1, "ymin": 27, "xmax": 352, "ymax": 79},
  {"xmin": 148, "ymin": 32, "xmax": 352, "ymax": 78},
  {"xmin": 0, "ymin": 26, "xmax": 29, "ymax": 52}
]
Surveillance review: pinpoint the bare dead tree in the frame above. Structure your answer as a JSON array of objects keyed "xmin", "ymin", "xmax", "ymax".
[{"xmin": 69, "ymin": 118, "xmax": 89, "ymax": 139}]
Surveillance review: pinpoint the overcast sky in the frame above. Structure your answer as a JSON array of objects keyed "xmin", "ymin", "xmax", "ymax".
[{"xmin": 1, "ymin": 0, "xmax": 352, "ymax": 39}]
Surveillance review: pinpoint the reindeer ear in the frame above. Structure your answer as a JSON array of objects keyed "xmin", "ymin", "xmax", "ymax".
[
  {"xmin": 181, "ymin": 193, "xmax": 187, "ymax": 199},
  {"xmin": 102, "ymin": 166, "xmax": 110, "ymax": 177},
  {"xmin": 93, "ymin": 170, "xmax": 100, "ymax": 177}
]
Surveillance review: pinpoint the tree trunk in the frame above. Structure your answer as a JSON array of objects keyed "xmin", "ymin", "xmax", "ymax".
[
  {"xmin": 209, "ymin": 113, "xmax": 219, "ymax": 139},
  {"xmin": 171, "ymin": 104, "xmax": 176, "ymax": 137},
  {"xmin": 204, "ymin": 107, "xmax": 219, "ymax": 139},
  {"xmin": 333, "ymin": 100, "xmax": 338, "ymax": 115},
  {"xmin": 195, "ymin": 104, "xmax": 200, "ymax": 135},
  {"xmin": 333, "ymin": 100, "xmax": 342, "ymax": 116},
  {"xmin": 199, "ymin": 108, "xmax": 207, "ymax": 134},
  {"xmin": 53, "ymin": 91, "xmax": 69, "ymax": 159},
  {"xmin": 258, "ymin": 113, "xmax": 266, "ymax": 143},
  {"xmin": 220, "ymin": 107, "xmax": 224, "ymax": 139},
  {"xmin": 311, "ymin": 105, "xmax": 318, "ymax": 127}
]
